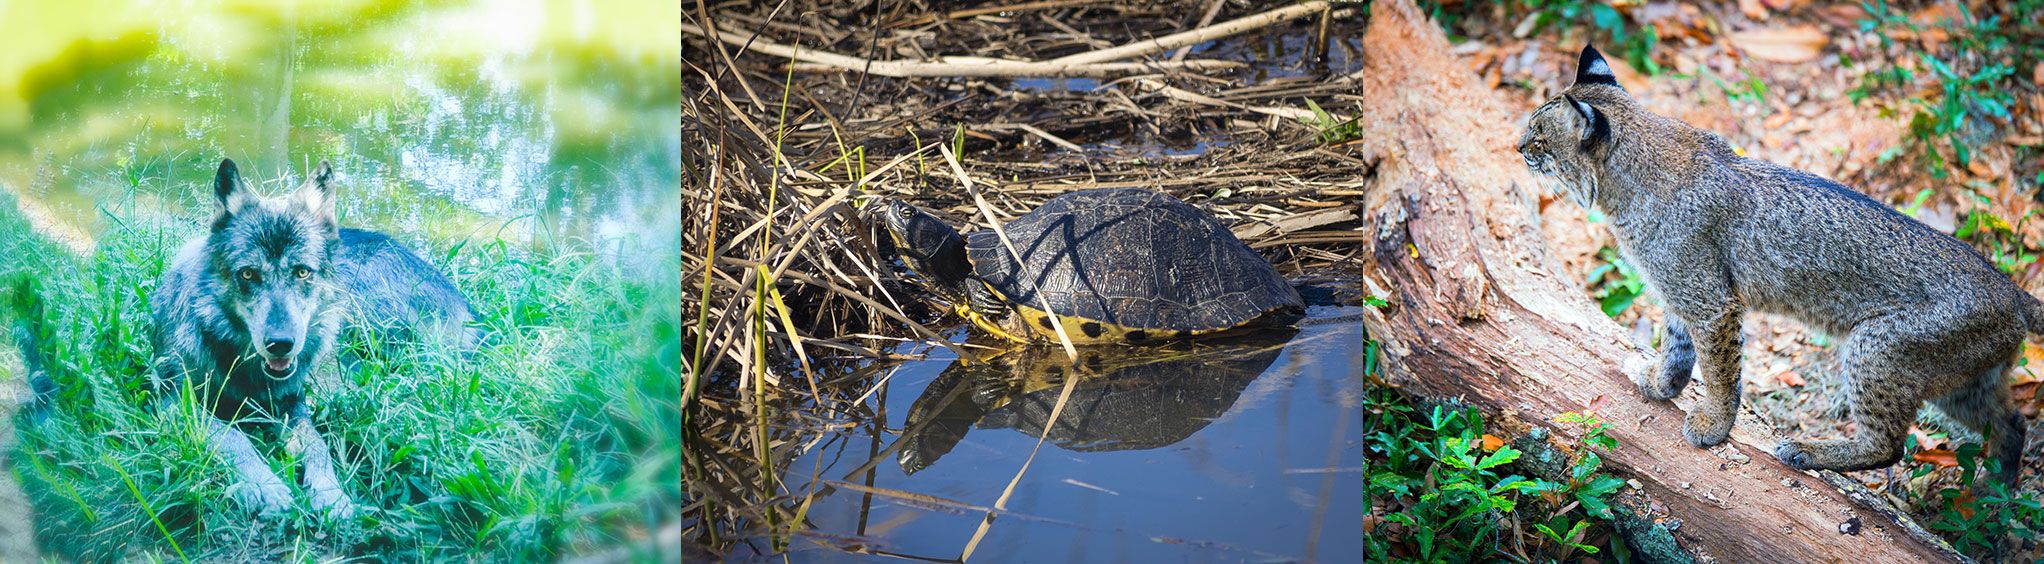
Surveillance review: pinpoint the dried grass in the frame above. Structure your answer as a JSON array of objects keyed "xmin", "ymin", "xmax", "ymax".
[{"xmin": 684, "ymin": 0, "xmax": 1369, "ymax": 556}]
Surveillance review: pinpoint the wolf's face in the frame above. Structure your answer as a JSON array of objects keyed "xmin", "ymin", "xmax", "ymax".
[{"xmin": 208, "ymin": 159, "xmax": 341, "ymax": 380}]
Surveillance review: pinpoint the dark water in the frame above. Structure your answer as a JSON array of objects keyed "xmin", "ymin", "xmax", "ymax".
[
  {"xmin": 0, "ymin": 1, "xmax": 680, "ymax": 254},
  {"xmin": 744, "ymin": 306, "xmax": 1366, "ymax": 563}
]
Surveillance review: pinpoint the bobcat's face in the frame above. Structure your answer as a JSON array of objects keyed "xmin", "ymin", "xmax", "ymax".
[{"xmin": 1519, "ymin": 94, "xmax": 1606, "ymax": 207}]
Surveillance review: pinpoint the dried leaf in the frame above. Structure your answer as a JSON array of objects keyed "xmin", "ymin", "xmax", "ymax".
[
  {"xmin": 1816, "ymin": 5, "xmax": 1867, "ymax": 28},
  {"xmin": 1911, "ymin": 4, "xmax": 1963, "ymax": 26},
  {"xmin": 1764, "ymin": 111, "xmax": 1793, "ymax": 130},
  {"xmin": 1586, "ymin": 394, "xmax": 1612, "ymax": 413},
  {"xmin": 1731, "ymin": 26, "xmax": 1830, "ymax": 64},
  {"xmin": 1911, "ymin": 448, "xmax": 1959, "ymax": 468},
  {"xmin": 1775, "ymin": 370, "xmax": 1806, "ymax": 387},
  {"xmin": 2013, "ymin": 382, "xmax": 2040, "ymax": 418},
  {"xmin": 1481, "ymin": 434, "xmax": 1506, "ymax": 452},
  {"xmin": 1954, "ymin": 490, "xmax": 1977, "ymax": 520},
  {"xmin": 1910, "ymin": 426, "xmax": 1948, "ymax": 452},
  {"xmin": 1740, "ymin": 0, "xmax": 1769, "ymax": 20}
]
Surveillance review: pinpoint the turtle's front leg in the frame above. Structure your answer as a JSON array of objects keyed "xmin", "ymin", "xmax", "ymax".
[{"xmin": 962, "ymin": 279, "xmax": 1030, "ymax": 343}]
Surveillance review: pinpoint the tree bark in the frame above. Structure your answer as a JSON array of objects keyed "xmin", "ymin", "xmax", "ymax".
[{"xmin": 1356, "ymin": 0, "xmax": 1961, "ymax": 561}]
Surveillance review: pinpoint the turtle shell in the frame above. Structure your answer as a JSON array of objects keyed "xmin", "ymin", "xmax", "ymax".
[{"xmin": 965, "ymin": 189, "xmax": 1302, "ymax": 338}]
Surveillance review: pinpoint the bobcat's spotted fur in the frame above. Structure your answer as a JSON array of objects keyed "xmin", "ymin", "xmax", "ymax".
[{"xmin": 1518, "ymin": 44, "xmax": 2032, "ymax": 484}]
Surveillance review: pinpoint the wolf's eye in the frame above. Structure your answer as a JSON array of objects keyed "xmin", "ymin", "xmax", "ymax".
[
  {"xmin": 237, "ymin": 268, "xmax": 260, "ymax": 282},
  {"xmin": 292, "ymin": 266, "xmax": 311, "ymax": 280}
]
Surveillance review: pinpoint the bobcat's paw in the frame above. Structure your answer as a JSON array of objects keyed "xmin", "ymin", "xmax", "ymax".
[
  {"xmin": 1622, "ymin": 353, "xmax": 1675, "ymax": 400},
  {"xmin": 1640, "ymin": 378, "xmax": 1681, "ymax": 401},
  {"xmin": 1774, "ymin": 441, "xmax": 1818, "ymax": 470},
  {"xmin": 1646, "ymin": 362, "xmax": 1693, "ymax": 401},
  {"xmin": 1682, "ymin": 410, "xmax": 1733, "ymax": 448}
]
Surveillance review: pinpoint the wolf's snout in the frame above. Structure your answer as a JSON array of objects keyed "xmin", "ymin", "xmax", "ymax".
[{"xmin": 264, "ymin": 338, "xmax": 294, "ymax": 357}]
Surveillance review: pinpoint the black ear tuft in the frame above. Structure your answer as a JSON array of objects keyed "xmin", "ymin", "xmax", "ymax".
[{"xmin": 1575, "ymin": 44, "xmax": 1619, "ymax": 87}]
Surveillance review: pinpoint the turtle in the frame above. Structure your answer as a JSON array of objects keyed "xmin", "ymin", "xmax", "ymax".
[{"xmin": 874, "ymin": 188, "xmax": 1302, "ymax": 344}]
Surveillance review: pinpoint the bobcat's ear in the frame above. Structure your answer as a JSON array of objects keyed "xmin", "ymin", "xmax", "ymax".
[
  {"xmin": 1575, "ymin": 43, "xmax": 1620, "ymax": 88},
  {"xmin": 1564, "ymin": 94, "xmax": 1607, "ymax": 145}
]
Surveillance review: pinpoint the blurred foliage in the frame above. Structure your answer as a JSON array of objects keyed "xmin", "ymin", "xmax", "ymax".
[{"xmin": 1847, "ymin": 0, "xmax": 2041, "ymax": 179}]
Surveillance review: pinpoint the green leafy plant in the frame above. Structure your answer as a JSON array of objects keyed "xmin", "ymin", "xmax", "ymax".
[
  {"xmin": 1365, "ymin": 388, "xmax": 1631, "ymax": 561},
  {"xmin": 1415, "ymin": 0, "xmax": 1662, "ymax": 76},
  {"xmin": 1907, "ymin": 439, "xmax": 2044, "ymax": 555},
  {"xmin": 1300, "ymin": 98, "xmax": 1362, "ymax": 145},
  {"xmin": 1950, "ymin": 189, "xmax": 2039, "ymax": 275},
  {"xmin": 1521, "ymin": 0, "xmax": 1662, "ymax": 76},
  {"xmin": 1848, "ymin": 0, "xmax": 2035, "ymax": 179},
  {"xmin": 1703, "ymin": 68, "xmax": 1769, "ymax": 106},
  {"xmin": 1587, "ymin": 247, "xmax": 1645, "ymax": 317}
]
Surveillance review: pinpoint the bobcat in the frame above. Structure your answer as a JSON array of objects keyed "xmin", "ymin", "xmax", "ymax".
[{"xmin": 1517, "ymin": 44, "xmax": 2032, "ymax": 484}]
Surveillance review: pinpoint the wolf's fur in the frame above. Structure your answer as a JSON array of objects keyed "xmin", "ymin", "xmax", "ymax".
[
  {"xmin": 1519, "ymin": 45, "xmax": 2032, "ymax": 484},
  {"xmin": 149, "ymin": 158, "xmax": 475, "ymax": 516}
]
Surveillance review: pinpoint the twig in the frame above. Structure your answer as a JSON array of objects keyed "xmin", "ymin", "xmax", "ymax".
[
  {"xmin": 688, "ymin": 0, "xmax": 1327, "ymax": 78},
  {"xmin": 1169, "ymin": 0, "xmax": 1229, "ymax": 62},
  {"xmin": 690, "ymin": 22, "xmax": 1245, "ymax": 77},
  {"xmin": 982, "ymin": 123, "xmax": 1086, "ymax": 153},
  {"xmin": 1047, "ymin": 1, "xmax": 1329, "ymax": 66},
  {"xmin": 778, "ymin": 59, "xmax": 1244, "ymax": 77},
  {"xmin": 890, "ymin": 0, "xmax": 1108, "ymax": 28},
  {"xmin": 1130, "ymin": 78, "xmax": 1334, "ymax": 122}
]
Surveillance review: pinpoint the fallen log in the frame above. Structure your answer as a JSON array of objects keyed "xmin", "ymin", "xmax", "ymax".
[{"xmin": 1356, "ymin": 0, "xmax": 1961, "ymax": 561}]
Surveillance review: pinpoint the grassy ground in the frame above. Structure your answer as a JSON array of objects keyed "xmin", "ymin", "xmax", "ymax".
[{"xmin": 0, "ymin": 186, "xmax": 680, "ymax": 560}]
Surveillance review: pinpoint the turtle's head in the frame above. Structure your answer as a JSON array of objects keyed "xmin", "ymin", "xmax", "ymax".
[{"xmin": 876, "ymin": 198, "xmax": 972, "ymax": 301}]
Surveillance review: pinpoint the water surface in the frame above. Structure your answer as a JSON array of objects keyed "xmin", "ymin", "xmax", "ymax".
[{"xmin": 750, "ymin": 306, "xmax": 1366, "ymax": 562}]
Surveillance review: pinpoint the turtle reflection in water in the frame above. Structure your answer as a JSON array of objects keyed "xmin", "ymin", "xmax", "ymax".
[{"xmin": 896, "ymin": 330, "xmax": 1296, "ymax": 474}]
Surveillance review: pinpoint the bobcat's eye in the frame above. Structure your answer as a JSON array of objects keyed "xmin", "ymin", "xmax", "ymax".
[
  {"xmin": 292, "ymin": 266, "xmax": 311, "ymax": 280},
  {"xmin": 237, "ymin": 268, "xmax": 260, "ymax": 282}
]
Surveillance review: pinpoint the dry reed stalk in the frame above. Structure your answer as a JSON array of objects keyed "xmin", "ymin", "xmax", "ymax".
[
  {"xmin": 686, "ymin": 0, "xmax": 1374, "ymax": 555},
  {"xmin": 686, "ymin": 1, "xmax": 1330, "ymax": 78}
]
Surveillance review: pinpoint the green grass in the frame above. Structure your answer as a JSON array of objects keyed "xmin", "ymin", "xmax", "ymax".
[
  {"xmin": 1300, "ymin": 98, "xmax": 1362, "ymax": 145},
  {"xmin": 0, "ymin": 186, "xmax": 679, "ymax": 560}
]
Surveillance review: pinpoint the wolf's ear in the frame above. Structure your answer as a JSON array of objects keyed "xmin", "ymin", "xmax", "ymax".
[
  {"xmin": 1575, "ymin": 44, "xmax": 1620, "ymax": 88},
  {"xmin": 1563, "ymin": 94, "xmax": 1607, "ymax": 145},
  {"xmin": 213, "ymin": 158, "xmax": 257, "ymax": 216},
  {"xmin": 292, "ymin": 160, "xmax": 338, "ymax": 228}
]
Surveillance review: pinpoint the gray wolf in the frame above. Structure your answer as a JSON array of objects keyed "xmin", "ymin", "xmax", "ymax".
[
  {"xmin": 1518, "ymin": 44, "xmax": 2030, "ymax": 484},
  {"xmin": 149, "ymin": 158, "xmax": 476, "ymax": 517}
]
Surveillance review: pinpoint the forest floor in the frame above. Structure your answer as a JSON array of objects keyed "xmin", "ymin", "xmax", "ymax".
[{"xmin": 1429, "ymin": 0, "xmax": 2043, "ymax": 558}]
